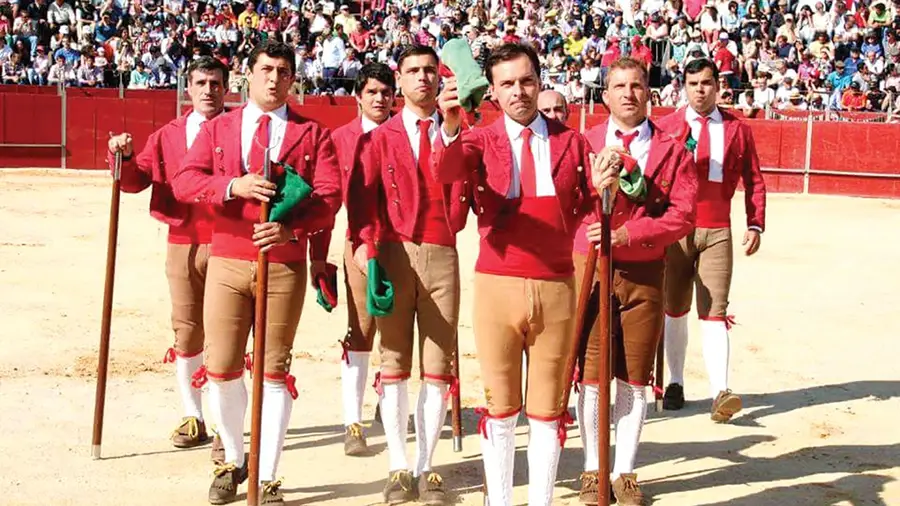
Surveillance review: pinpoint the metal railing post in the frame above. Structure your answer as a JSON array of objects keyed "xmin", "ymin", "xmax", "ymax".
[
  {"xmin": 61, "ymin": 84, "xmax": 67, "ymax": 170},
  {"xmin": 176, "ymin": 70, "xmax": 184, "ymax": 117},
  {"xmin": 803, "ymin": 111, "xmax": 812, "ymax": 194}
]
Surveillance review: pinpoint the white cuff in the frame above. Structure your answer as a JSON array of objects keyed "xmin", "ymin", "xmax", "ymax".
[
  {"xmin": 225, "ymin": 178, "xmax": 236, "ymax": 201},
  {"xmin": 748, "ymin": 225, "xmax": 763, "ymax": 233},
  {"xmin": 440, "ymin": 127, "xmax": 460, "ymax": 146}
]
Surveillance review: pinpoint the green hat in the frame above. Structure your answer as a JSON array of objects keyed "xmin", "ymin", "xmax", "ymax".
[
  {"xmin": 366, "ymin": 258, "xmax": 394, "ymax": 317},
  {"xmin": 268, "ymin": 162, "xmax": 314, "ymax": 223},
  {"xmin": 438, "ymin": 38, "xmax": 490, "ymax": 112}
]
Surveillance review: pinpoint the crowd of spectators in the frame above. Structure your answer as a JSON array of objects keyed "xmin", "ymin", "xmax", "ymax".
[{"xmin": 1, "ymin": 0, "xmax": 899, "ymax": 113}]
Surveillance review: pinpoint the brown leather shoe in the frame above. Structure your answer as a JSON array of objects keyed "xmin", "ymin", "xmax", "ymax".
[
  {"xmin": 417, "ymin": 472, "xmax": 448, "ymax": 505},
  {"xmin": 208, "ymin": 462, "xmax": 248, "ymax": 505},
  {"xmin": 171, "ymin": 416, "xmax": 210, "ymax": 448},
  {"xmin": 344, "ymin": 423, "xmax": 369, "ymax": 456},
  {"xmin": 579, "ymin": 472, "xmax": 599, "ymax": 505},
  {"xmin": 382, "ymin": 470, "xmax": 416, "ymax": 504},
  {"xmin": 210, "ymin": 434, "xmax": 225, "ymax": 464},
  {"xmin": 260, "ymin": 480, "xmax": 285, "ymax": 505},
  {"xmin": 711, "ymin": 390, "xmax": 743, "ymax": 423},
  {"xmin": 611, "ymin": 473, "xmax": 645, "ymax": 506}
]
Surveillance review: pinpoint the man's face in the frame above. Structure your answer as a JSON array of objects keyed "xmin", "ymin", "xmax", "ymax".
[
  {"xmin": 358, "ymin": 78, "xmax": 394, "ymax": 123},
  {"xmin": 490, "ymin": 54, "xmax": 540, "ymax": 124},
  {"xmin": 187, "ymin": 69, "xmax": 226, "ymax": 117},
  {"xmin": 396, "ymin": 53, "xmax": 438, "ymax": 107},
  {"xmin": 248, "ymin": 53, "xmax": 293, "ymax": 110},
  {"xmin": 685, "ymin": 67, "xmax": 719, "ymax": 114},
  {"xmin": 603, "ymin": 67, "xmax": 649, "ymax": 127},
  {"xmin": 537, "ymin": 91, "xmax": 568, "ymax": 123}
]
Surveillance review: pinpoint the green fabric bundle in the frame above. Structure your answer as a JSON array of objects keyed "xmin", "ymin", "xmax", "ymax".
[
  {"xmin": 618, "ymin": 153, "xmax": 646, "ymax": 202},
  {"xmin": 366, "ymin": 258, "xmax": 395, "ymax": 317},
  {"xmin": 439, "ymin": 39, "xmax": 490, "ymax": 112},
  {"xmin": 268, "ymin": 162, "xmax": 314, "ymax": 223},
  {"xmin": 315, "ymin": 263, "xmax": 339, "ymax": 313}
]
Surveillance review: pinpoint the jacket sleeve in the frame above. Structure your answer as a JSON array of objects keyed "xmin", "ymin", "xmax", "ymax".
[
  {"xmin": 740, "ymin": 125, "xmax": 766, "ymax": 231},
  {"xmin": 170, "ymin": 122, "xmax": 234, "ymax": 205},
  {"xmin": 289, "ymin": 127, "xmax": 342, "ymax": 239},
  {"xmin": 347, "ymin": 132, "xmax": 382, "ymax": 259},
  {"xmin": 577, "ymin": 133, "xmax": 600, "ymax": 218},
  {"xmin": 308, "ymin": 230, "xmax": 332, "ymax": 261},
  {"xmin": 624, "ymin": 145, "xmax": 698, "ymax": 248},
  {"xmin": 109, "ymin": 130, "xmax": 159, "ymax": 194},
  {"xmin": 431, "ymin": 128, "xmax": 480, "ymax": 184}
]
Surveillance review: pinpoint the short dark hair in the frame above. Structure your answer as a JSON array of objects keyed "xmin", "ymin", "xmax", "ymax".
[
  {"xmin": 396, "ymin": 45, "xmax": 439, "ymax": 72},
  {"xmin": 247, "ymin": 39, "xmax": 296, "ymax": 76},
  {"xmin": 355, "ymin": 62, "xmax": 396, "ymax": 95},
  {"xmin": 485, "ymin": 43, "xmax": 541, "ymax": 84},
  {"xmin": 186, "ymin": 56, "xmax": 230, "ymax": 86},
  {"xmin": 683, "ymin": 57, "xmax": 719, "ymax": 81},
  {"xmin": 605, "ymin": 57, "xmax": 649, "ymax": 86}
]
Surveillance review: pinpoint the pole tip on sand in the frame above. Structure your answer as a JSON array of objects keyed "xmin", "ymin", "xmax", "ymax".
[
  {"xmin": 453, "ymin": 436, "xmax": 462, "ymax": 453},
  {"xmin": 91, "ymin": 445, "xmax": 101, "ymax": 460}
]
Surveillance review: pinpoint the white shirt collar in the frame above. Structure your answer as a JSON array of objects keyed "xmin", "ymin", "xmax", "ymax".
[
  {"xmin": 186, "ymin": 110, "xmax": 207, "ymax": 128},
  {"xmin": 607, "ymin": 117, "xmax": 652, "ymax": 141},
  {"xmin": 401, "ymin": 106, "xmax": 439, "ymax": 135},
  {"xmin": 504, "ymin": 113, "xmax": 548, "ymax": 140},
  {"xmin": 361, "ymin": 114, "xmax": 381, "ymax": 133},
  {"xmin": 685, "ymin": 105, "xmax": 723, "ymax": 123},
  {"xmin": 244, "ymin": 101, "xmax": 288, "ymax": 125}
]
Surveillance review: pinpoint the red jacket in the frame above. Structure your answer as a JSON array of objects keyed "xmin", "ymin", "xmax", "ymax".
[
  {"xmin": 352, "ymin": 113, "xmax": 469, "ymax": 257},
  {"xmin": 655, "ymin": 107, "xmax": 766, "ymax": 231},
  {"xmin": 581, "ymin": 121, "xmax": 698, "ymax": 263},
  {"xmin": 171, "ymin": 106, "xmax": 342, "ymax": 264},
  {"xmin": 308, "ymin": 116, "xmax": 367, "ymax": 260},
  {"xmin": 109, "ymin": 114, "xmax": 214, "ymax": 244},
  {"xmin": 432, "ymin": 115, "xmax": 596, "ymax": 275}
]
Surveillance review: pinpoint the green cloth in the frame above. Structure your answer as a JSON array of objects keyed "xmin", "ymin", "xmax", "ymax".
[
  {"xmin": 440, "ymin": 38, "xmax": 490, "ymax": 112},
  {"xmin": 317, "ymin": 289, "xmax": 334, "ymax": 312},
  {"xmin": 366, "ymin": 258, "xmax": 395, "ymax": 317},
  {"xmin": 268, "ymin": 163, "xmax": 313, "ymax": 223},
  {"xmin": 618, "ymin": 155, "xmax": 647, "ymax": 202}
]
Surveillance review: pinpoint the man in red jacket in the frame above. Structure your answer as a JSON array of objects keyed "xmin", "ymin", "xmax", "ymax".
[
  {"xmin": 107, "ymin": 56, "xmax": 228, "ymax": 451},
  {"xmin": 434, "ymin": 43, "xmax": 618, "ymax": 506},
  {"xmin": 574, "ymin": 57, "xmax": 698, "ymax": 505},
  {"xmin": 351, "ymin": 45, "xmax": 470, "ymax": 505},
  {"xmin": 308, "ymin": 62, "xmax": 396, "ymax": 457},
  {"xmin": 171, "ymin": 40, "xmax": 341, "ymax": 505},
  {"xmin": 656, "ymin": 58, "xmax": 766, "ymax": 422}
]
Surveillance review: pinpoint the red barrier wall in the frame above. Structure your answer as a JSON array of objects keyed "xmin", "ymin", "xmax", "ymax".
[{"xmin": 2, "ymin": 88, "xmax": 899, "ymax": 199}]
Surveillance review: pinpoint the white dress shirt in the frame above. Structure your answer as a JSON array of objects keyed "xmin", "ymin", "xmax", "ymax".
[
  {"xmin": 185, "ymin": 111, "xmax": 207, "ymax": 149},
  {"xmin": 504, "ymin": 113, "xmax": 555, "ymax": 198},
  {"xmin": 400, "ymin": 107, "xmax": 440, "ymax": 165},
  {"xmin": 241, "ymin": 101, "xmax": 288, "ymax": 172},
  {"xmin": 604, "ymin": 118, "xmax": 653, "ymax": 173},
  {"xmin": 361, "ymin": 115, "xmax": 380, "ymax": 134},
  {"xmin": 685, "ymin": 106, "xmax": 724, "ymax": 183}
]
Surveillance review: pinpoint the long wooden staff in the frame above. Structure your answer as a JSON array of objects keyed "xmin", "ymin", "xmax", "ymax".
[
  {"xmin": 451, "ymin": 340, "xmax": 463, "ymax": 452},
  {"xmin": 654, "ymin": 336, "xmax": 665, "ymax": 412},
  {"xmin": 596, "ymin": 185, "xmax": 614, "ymax": 506},
  {"xmin": 91, "ymin": 150, "xmax": 122, "ymax": 460},
  {"xmin": 247, "ymin": 148, "xmax": 272, "ymax": 506}
]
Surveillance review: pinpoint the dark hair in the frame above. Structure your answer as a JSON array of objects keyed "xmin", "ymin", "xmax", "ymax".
[
  {"xmin": 186, "ymin": 56, "xmax": 230, "ymax": 86},
  {"xmin": 683, "ymin": 57, "xmax": 720, "ymax": 80},
  {"xmin": 485, "ymin": 43, "xmax": 541, "ymax": 84},
  {"xmin": 604, "ymin": 57, "xmax": 649, "ymax": 86},
  {"xmin": 247, "ymin": 39, "xmax": 296, "ymax": 76},
  {"xmin": 396, "ymin": 45, "xmax": 439, "ymax": 71},
  {"xmin": 354, "ymin": 62, "xmax": 396, "ymax": 95}
]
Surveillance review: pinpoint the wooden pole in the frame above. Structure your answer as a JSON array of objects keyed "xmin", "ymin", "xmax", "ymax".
[
  {"xmin": 654, "ymin": 334, "xmax": 665, "ymax": 412},
  {"xmin": 451, "ymin": 341, "xmax": 463, "ymax": 452},
  {"xmin": 596, "ymin": 187, "xmax": 613, "ymax": 505},
  {"xmin": 91, "ymin": 151, "xmax": 122, "ymax": 460},
  {"xmin": 247, "ymin": 152, "xmax": 272, "ymax": 506}
]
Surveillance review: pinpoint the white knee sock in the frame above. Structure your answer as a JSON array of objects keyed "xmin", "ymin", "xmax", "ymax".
[
  {"xmin": 176, "ymin": 354, "xmax": 204, "ymax": 420},
  {"xmin": 481, "ymin": 414, "xmax": 517, "ymax": 506},
  {"xmin": 664, "ymin": 314, "xmax": 689, "ymax": 386},
  {"xmin": 611, "ymin": 380, "xmax": 646, "ymax": 480},
  {"xmin": 380, "ymin": 380, "xmax": 410, "ymax": 472},
  {"xmin": 701, "ymin": 320, "xmax": 730, "ymax": 398},
  {"xmin": 208, "ymin": 378, "xmax": 248, "ymax": 468},
  {"xmin": 259, "ymin": 380, "xmax": 293, "ymax": 483},
  {"xmin": 527, "ymin": 417, "xmax": 563, "ymax": 506},
  {"xmin": 414, "ymin": 381, "xmax": 449, "ymax": 477},
  {"xmin": 577, "ymin": 384, "xmax": 600, "ymax": 472},
  {"xmin": 342, "ymin": 351, "xmax": 369, "ymax": 426}
]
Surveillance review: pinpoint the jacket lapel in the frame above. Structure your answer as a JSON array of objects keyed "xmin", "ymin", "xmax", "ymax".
[
  {"xmin": 387, "ymin": 114, "xmax": 416, "ymax": 168},
  {"xmin": 722, "ymin": 111, "xmax": 740, "ymax": 159},
  {"xmin": 277, "ymin": 109, "xmax": 311, "ymax": 164},
  {"xmin": 643, "ymin": 122, "xmax": 672, "ymax": 182},
  {"xmin": 488, "ymin": 118, "xmax": 513, "ymax": 195},
  {"xmin": 547, "ymin": 118, "xmax": 572, "ymax": 179}
]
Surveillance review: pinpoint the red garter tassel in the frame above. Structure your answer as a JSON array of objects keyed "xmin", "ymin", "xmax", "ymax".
[
  {"xmin": 648, "ymin": 373, "xmax": 664, "ymax": 397},
  {"xmin": 244, "ymin": 353, "xmax": 253, "ymax": 371},
  {"xmin": 191, "ymin": 365, "xmax": 208, "ymax": 389},
  {"xmin": 162, "ymin": 347, "xmax": 176, "ymax": 364},
  {"xmin": 339, "ymin": 339, "xmax": 350, "ymax": 365},
  {"xmin": 557, "ymin": 412, "xmax": 575, "ymax": 448},
  {"xmin": 444, "ymin": 376, "xmax": 460, "ymax": 402},
  {"xmin": 572, "ymin": 364, "xmax": 581, "ymax": 394},
  {"xmin": 372, "ymin": 371, "xmax": 383, "ymax": 396},
  {"xmin": 285, "ymin": 374, "xmax": 299, "ymax": 400},
  {"xmin": 724, "ymin": 315, "xmax": 736, "ymax": 330},
  {"xmin": 474, "ymin": 407, "xmax": 490, "ymax": 439}
]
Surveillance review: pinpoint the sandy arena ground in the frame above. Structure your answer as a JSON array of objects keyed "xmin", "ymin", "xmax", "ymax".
[{"xmin": 1, "ymin": 169, "xmax": 899, "ymax": 506}]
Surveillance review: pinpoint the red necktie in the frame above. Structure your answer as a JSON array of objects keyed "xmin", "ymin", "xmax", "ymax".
[
  {"xmin": 695, "ymin": 116, "xmax": 711, "ymax": 180},
  {"xmin": 417, "ymin": 119, "xmax": 432, "ymax": 176},
  {"xmin": 615, "ymin": 129, "xmax": 639, "ymax": 153},
  {"xmin": 519, "ymin": 127, "xmax": 536, "ymax": 197},
  {"xmin": 248, "ymin": 114, "xmax": 271, "ymax": 175}
]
